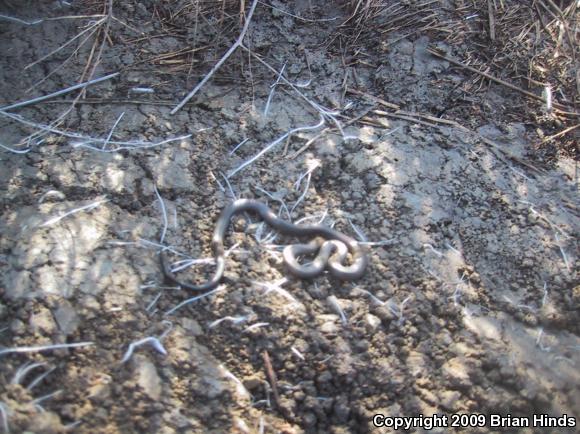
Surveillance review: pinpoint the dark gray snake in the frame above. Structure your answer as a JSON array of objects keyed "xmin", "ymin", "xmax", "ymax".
[{"xmin": 160, "ymin": 199, "xmax": 368, "ymax": 291}]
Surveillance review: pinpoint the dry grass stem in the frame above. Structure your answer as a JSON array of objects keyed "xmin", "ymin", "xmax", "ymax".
[
  {"xmin": 0, "ymin": 72, "xmax": 118, "ymax": 112},
  {"xmin": 0, "ymin": 402, "xmax": 8, "ymax": 434},
  {"xmin": 171, "ymin": 0, "xmax": 259, "ymax": 113},
  {"xmin": 40, "ymin": 198, "xmax": 108, "ymax": 227},
  {"xmin": 0, "ymin": 342, "xmax": 94, "ymax": 357},
  {"xmin": 427, "ymin": 47, "xmax": 577, "ymax": 115},
  {"xmin": 0, "ymin": 13, "xmax": 105, "ymax": 26},
  {"xmin": 227, "ymin": 116, "xmax": 325, "ymax": 178},
  {"xmin": 121, "ymin": 337, "xmax": 168, "ymax": 363},
  {"xmin": 24, "ymin": 17, "xmax": 106, "ymax": 71},
  {"xmin": 261, "ymin": 350, "xmax": 281, "ymax": 409},
  {"xmin": 164, "ymin": 285, "xmax": 226, "ymax": 316},
  {"xmin": 153, "ymin": 185, "xmax": 168, "ymax": 245}
]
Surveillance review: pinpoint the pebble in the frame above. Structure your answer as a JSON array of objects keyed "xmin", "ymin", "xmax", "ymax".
[
  {"xmin": 180, "ymin": 318, "xmax": 203, "ymax": 336},
  {"xmin": 372, "ymin": 305, "xmax": 396, "ymax": 323},
  {"xmin": 29, "ymin": 307, "xmax": 57, "ymax": 334},
  {"xmin": 26, "ymin": 411, "xmax": 64, "ymax": 434},
  {"xmin": 10, "ymin": 318, "xmax": 26, "ymax": 335},
  {"xmin": 242, "ymin": 375, "xmax": 262, "ymax": 391},
  {"xmin": 5, "ymin": 270, "xmax": 32, "ymax": 299},
  {"xmin": 442, "ymin": 357, "xmax": 471, "ymax": 389},
  {"xmin": 303, "ymin": 412, "xmax": 317, "ymax": 427},
  {"xmin": 135, "ymin": 356, "xmax": 162, "ymax": 400},
  {"xmin": 53, "ymin": 301, "xmax": 80, "ymax": 335},
  {"xmin": 317, "ymin": 371, "xmax": 332, "ymax": 384},
  {"xmin": 332, "ymin": 395, "xmax": 351, "ymax": 423},
  {"xmin": 88, "ymin": 375, "xmax": 112, "ymax": 401},
  {"xmin": 439, "ymin": 389, "xmax": 461, "ymax": 411},
  {"xmin": 365, "ymin": 314, "xmax": 381, "ymax": 331},
  {"xmin": 320, "ymin": 321, "xmax": 338, "ymax": 335}
]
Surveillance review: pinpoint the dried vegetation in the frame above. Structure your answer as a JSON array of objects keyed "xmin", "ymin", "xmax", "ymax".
[{"xmin": 339, "ymin": 0, "xmax": 579, "ymax": 158}]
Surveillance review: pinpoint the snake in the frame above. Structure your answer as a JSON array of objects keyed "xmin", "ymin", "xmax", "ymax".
[{"xmin": 160, "ymin": 199, "xmax": 368, "ymax": 291}]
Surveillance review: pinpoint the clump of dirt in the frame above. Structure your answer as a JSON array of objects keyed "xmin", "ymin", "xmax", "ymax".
[{"xmin": 0, "ymin": 1, "xmax": 578, "ymax": 433}]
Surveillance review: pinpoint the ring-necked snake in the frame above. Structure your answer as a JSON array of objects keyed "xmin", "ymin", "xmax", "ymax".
[{"xmin": 160, "ymin": 199, "xmax": 368, "ymax": 291}]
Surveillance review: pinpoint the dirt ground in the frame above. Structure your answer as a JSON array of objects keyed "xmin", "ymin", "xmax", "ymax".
[{"xmin": 0, "ymin": 1, "xmax": 578, "ymax": 433}]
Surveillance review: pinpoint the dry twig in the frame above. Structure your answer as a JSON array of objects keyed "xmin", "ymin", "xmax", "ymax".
[
  {"xmin": 0, "ymin": 72, "xmax": 118, "ymax": 112},
  {"xmin": 171, "ymin": 0, "xmax": 259, "ymax": 114},
  {"xmin": 427, "ymin": 47, "xmax": 577, "ymax": 116},
  {"xmin": 261, "ymin": 350, "xmax": 281, "ymax": 409}
]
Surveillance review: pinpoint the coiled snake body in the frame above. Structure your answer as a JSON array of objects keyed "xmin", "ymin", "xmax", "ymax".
[{"xmin": 160, "ymin": 199, "xmax": 368, "ymax": 291}]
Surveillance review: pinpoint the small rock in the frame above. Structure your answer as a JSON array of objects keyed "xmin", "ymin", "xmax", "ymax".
[
  {"xmin": 278, "ymin": 396, "xmax": 296, "ymax": 418},
  {"xmin": 320, "ymin": 321, "xmax": 338, "ymax": 334},
  {"xmin": 242, "ymin": 375, "xmax": 262, "ymax": 391},
  {"xmin": 365, "ymin": 172, "xmax": 381, "ymax": 190},
  {"xmin": 53, "ymin": 301, "xmax": 80, "ymax": 335},
  {"xmin": 10, "ymin": 318, "xmax": 26, "ymax": 335},
  {"xmin": 26, "ymin": 411, "xmax": 64, "ymax": 434},
  {"xmin": 5, "ymin": 270, "xmax": 32, "ymax": 299},
  {"xmin": 29, "ymin": 307, "xmax": 57, "ymax": 335},
  {"xmin": 165, "ymin": 407, "xmax": 191, "ymax": 429},
  {"xmin": 34, "ymin": 265, "xmax": 70, "ymax": 297},
  {"xmin": 365, "ymin": 314, "xmax": 381, "ymax": 331},
  {"xmin": 317, "ymin": 371, "xmax": 332, "ymax": 384},
  {"xmin": 420, "ymin": 388, "xmax": 438, "ymax": 406},
  {"xmin": 196, "ymin": 362, "xmax": 226, "ymax": 399},
  {"xmin": 303, "ymin": 412, "xmax": 317, "ymax": 427},
  {"xmin": 293, "ymin": 390, "xmax": 305, "ymax": 401},
  {"xmin": 442, "ymin": 357, "xmax": 471, "ymax": 389},
  {"xmin": 407, "ymin": 351, "xmax": 428, "ymax": 377},
  {"xmin": 354, "ymin": 340, "xmax": 369, "ymax": 352},
  {"xmin": 372, "ymin": 305, "xmax": 397, "ymax": 323},
  {"xmin": 439, "ymin": 390, "xmax": 461, "ymax": 411},
  {"xmin": 135, "ymin": 356, "xmax": 162, "ymax": 400},
  {"xmin": 333, "ymin": 395, "xmax": 351, "ymax": 423},
  {"xmin": 88, "ymin": 374, "xmax": 112, "ymax": 401},
  {"xmin": 180, "ymin": 318, "xmax": 202, "ymax": 336}
]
